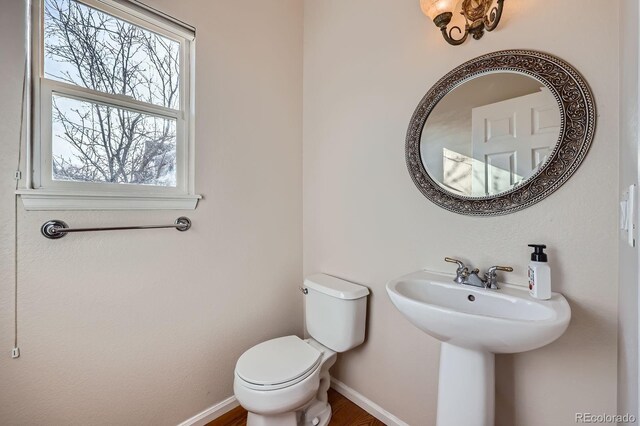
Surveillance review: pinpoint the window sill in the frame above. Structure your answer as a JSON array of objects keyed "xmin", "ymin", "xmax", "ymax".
[{"xmin": 16, "ymin": 190, "xmax": 201, "ymax": 211}]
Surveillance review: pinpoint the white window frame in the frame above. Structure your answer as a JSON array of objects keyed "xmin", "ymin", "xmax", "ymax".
[{"xmin": 20, "ymin": 0, "xmax": 200, "ymax": 210}]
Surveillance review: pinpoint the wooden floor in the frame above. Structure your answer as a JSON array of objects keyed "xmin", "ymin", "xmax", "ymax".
[{"xmin": 207, "ymin": 388, "xmax": 386, "ymax": 426}]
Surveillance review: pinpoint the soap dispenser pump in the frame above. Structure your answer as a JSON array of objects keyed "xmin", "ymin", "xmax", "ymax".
[{"xmin": 528, "ymin": 244, "xmax": 551, "ymax": 300}]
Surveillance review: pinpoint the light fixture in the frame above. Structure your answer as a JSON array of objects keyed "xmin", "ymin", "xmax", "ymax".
[{"xmin": 420, "ymin": 0, "xmax": 504, "ymax": 46}]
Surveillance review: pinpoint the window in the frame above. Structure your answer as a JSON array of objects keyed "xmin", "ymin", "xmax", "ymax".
[{"xmin": 23, "ymin": 0, "xmax": 199, "ymax": 210}]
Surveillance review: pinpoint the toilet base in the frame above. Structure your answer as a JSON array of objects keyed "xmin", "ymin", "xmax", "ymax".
[
  {"xmin": 247, "ymin": 411, "xmax": 297, "ymax": 426},
  {"xmin": 302, "ymin": 398, "xmax": 332, "ymax": 426},
  {"xmin": 245, "ymin": 399, "xmax": 331, "ymax": 426}
]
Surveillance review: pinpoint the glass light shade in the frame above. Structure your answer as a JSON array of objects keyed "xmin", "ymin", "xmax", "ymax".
[{"xmin": 420, "ymin": 0, "xmax": 454, "ymax": 21}]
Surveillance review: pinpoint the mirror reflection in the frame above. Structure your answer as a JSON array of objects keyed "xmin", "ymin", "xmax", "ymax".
[{"xmin": 420, "ymin": 72, "xmax": 561, "ymax": 197}]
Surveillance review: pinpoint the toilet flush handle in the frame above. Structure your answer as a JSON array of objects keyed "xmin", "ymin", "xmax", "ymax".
[{"xmin": 299, "ymin": 287, "xmax": 308, "ymax": 295}]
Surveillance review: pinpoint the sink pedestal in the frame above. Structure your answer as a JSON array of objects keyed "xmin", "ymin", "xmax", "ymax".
[{"xmin": 437, "ymin": 343, "xmax": 494, "ymax": 426}]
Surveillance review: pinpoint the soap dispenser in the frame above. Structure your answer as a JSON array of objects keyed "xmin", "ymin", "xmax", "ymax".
[{"xmin": 528, "ymin": 244, "xmax": 551, "ymax": 300}]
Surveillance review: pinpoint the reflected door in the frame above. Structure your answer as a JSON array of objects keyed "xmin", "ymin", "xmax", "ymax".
[{"xmin": 471, "ymin": 90, "xmax": 560, "ymax": 196}]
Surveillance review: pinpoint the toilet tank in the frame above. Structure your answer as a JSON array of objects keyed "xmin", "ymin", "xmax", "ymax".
[{"xmin": 303, "ymin": 274, "xmax": 369, "ymax": 352}]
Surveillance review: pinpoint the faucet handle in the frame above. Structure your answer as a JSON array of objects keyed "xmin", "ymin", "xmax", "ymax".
[
  {"xmin": 445, "ymin": 257, "xmax": 479, "ymax": 274},
  {"xmin": 486, "ymin": 265, "xmax": 513, "ymax": 274},
  {"xmin": 445, "ymin": 257, "xmax": 469, "ymax": 284},
  {"xmin": 444, "ymin": 257, "xmax": 466, "ymax": 269},
  {"xmin": 484, "ymin": 265, "xmax": 513, "ymax": 289}
]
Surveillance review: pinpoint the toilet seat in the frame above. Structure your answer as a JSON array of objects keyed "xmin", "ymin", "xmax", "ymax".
[{"xmin": 235, "ymin": 336, "xmax": 323, "ymax": 391}]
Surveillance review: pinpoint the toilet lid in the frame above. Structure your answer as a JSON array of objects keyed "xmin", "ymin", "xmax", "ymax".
[{"xmin": 235, "ymin": 336, "xmax": 322, "ymax": 387}]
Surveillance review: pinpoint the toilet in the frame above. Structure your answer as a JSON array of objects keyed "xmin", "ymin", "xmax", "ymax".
[{"xmin": 233, "ymin": 274, "xmax": 369, "ymax": 426}]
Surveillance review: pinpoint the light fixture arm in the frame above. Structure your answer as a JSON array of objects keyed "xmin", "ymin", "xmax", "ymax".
[
  {"xmin": 433, "ymin": 12, "xmax": 468, "ymax": 46},
  {"xmin": 484, "ymin": 0, "xmax": 504, "ymax": 32},
  {"xmin": 441, "ymin": 25, "xmax": 469, "ymax": 45}
]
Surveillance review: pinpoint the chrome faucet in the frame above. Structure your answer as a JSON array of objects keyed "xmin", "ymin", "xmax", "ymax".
[{"xmin": 444, "ymin": 257, "xmax": 513, "ymax": 289}]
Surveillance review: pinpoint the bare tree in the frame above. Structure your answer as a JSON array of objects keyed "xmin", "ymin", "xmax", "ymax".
[{"xmin": 44, "ymin": 0, "xmax": 180, "ymax": 186}]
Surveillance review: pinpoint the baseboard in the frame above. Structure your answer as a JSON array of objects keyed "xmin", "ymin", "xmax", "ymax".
[
  {"xmin": 330, "ymin": 377, "xmax": 409, "ymax": 426},
  {"xmin": 177, "ymin": 395, "xmax": 239, "ymax": 426}
]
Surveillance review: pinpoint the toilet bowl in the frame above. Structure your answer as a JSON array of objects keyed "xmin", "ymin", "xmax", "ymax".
[
  {"xmin": 233, "ymin": 274, "xmax": 369, "ymax": 426},
  {"xmin": 234, "ymin": 336, "xmax": 336, "ymax": 426}
]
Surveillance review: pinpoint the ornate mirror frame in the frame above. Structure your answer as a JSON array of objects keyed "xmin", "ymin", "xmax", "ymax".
[{"xmin": 406, "ymin": 50, "xmax": 596, "ymax": 216}]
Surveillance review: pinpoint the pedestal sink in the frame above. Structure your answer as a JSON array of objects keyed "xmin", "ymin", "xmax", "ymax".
[{"xmin": 386, "ymin": 270, "xmax": 571, "ymax": 426}]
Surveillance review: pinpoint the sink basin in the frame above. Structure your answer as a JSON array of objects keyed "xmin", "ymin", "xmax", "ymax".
[
  {"xmin": 386, "ymin": 270, "xmax": 571, "ymax": 353},
  {"xmin": 386, "ymin": 270, "xmax": 571, "ymax": 426}
]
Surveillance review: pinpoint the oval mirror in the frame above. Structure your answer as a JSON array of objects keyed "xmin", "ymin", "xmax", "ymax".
[{"xmin": 406, "ymin": 50, "xmax": 596, "ymax": 216}]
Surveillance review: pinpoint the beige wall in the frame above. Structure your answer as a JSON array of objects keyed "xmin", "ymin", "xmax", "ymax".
[
  {"xmin": 619, "ymin": 0, "xmax": 639, "ymax": 419},
  {"xmin": 0, "ymin": 1, "xmax": 303, "ymax": 424},
  {"xmin": 303, "ymin": 0, "xmax": 619, "ymax": 425},
  {"xmin": 0, "ymin": 0, "xmax": 626, "ymax": 424}
]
